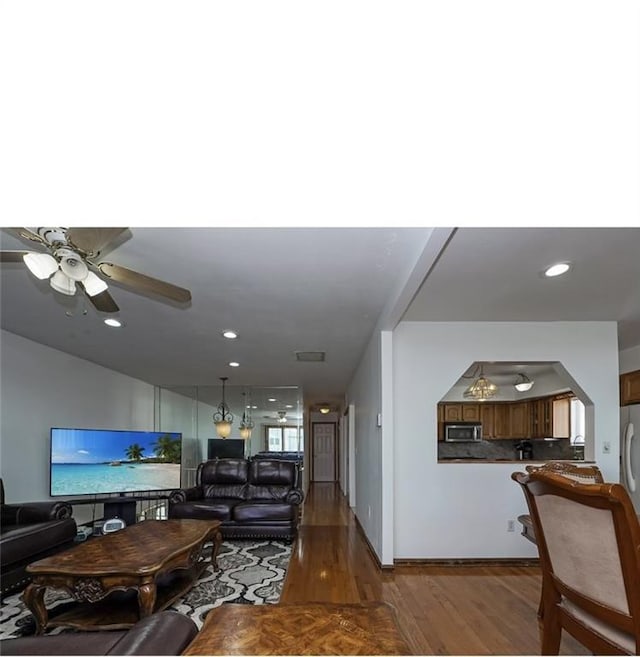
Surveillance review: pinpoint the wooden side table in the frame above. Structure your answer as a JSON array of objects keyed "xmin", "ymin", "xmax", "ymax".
[{"xmin": 183, "ymin": 601, "xmax": 412, "ymax": 655}]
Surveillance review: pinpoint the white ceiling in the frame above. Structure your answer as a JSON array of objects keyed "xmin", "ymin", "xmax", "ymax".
[{"xmin": 1, "ymin": 226, "xmax": 639, "ymax": 412}]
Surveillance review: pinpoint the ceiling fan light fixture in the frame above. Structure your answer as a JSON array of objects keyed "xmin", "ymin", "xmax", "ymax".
[
  {"xmin": 49, "ymin": 270, "xmax": 76, "ymax": 296},
  {"xmin": 23, "ymin": 252, "xmax": 58, "ymax": 280},
  {"xmin": 82, "ymin": 271, "xmax": 109, "ymax": 297},
  {"xmin": 57, "ymin": 249, "xmax": 89, "ymax": 281},
  {"xmin": 514, "ymin": 373, "xmax": 534, "ymax": 392}
]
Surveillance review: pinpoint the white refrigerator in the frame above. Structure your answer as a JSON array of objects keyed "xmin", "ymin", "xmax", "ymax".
[{"xmin": 621, "ymin": 404, "xmax": 640, "ymax": 511}]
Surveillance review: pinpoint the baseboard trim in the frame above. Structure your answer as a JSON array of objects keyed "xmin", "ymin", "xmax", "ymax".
[{"xmin": 393, "ymin": 557, "xmax": 540, "ymax": 567}]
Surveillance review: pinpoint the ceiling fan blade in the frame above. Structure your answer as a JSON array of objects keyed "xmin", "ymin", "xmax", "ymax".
[
  {"xmin": 0, "ymin": 250, "xmax": 30, "ymax": 262},
  {"xmin": 67, "ymin": 228, "xmax": 128, "ymax": 257},
  {"xmin": 82, "ymin": 286, "xmax": 120, "ymax": 313},
  {"xmin": 3, "ymin": 227, "xmax": 46, "ymax": 246},
  {"xmin": 97, "ymin": 262, "xmax": 192, "ymax": 303}
]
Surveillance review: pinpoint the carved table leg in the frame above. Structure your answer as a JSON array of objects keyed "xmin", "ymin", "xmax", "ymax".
[
  {"xmin": 22, "ymin": 583, "xmax": 48, "ymax": 635},
  {"xmin": 137, "ymin": 581, "xmax": 157, "ymax": 618},
  {"xmin": 211, "ymin": 530, "xmax": 222, "ymax": 571}
]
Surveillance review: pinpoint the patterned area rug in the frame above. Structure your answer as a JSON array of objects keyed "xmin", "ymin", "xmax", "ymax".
[{"xmin": 0, "ymin": 539, "xmax": 291, "ymax": 639}]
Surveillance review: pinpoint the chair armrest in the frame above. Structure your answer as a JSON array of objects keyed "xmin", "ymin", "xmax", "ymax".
[
  {"xmin": 107, "ymin": 611, "xmax": 198, "ymax": 655},
  {"xmin": 168, "ymin": 486, "xmax": 202, "ymax": 505},
  {"xmin": 2, "ymin": 501, "xmax": 73, "ymax": 524},
  {"xmin": 285, "ymin": 488, "xmax": 304, "ymax": 505}
]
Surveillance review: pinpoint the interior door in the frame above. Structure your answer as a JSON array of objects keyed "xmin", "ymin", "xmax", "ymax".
[{"xmin": 312, "ymin": 422, "xmax": 336, "ymax": 482}]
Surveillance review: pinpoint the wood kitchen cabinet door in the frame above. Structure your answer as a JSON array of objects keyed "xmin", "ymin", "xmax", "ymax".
[
  {"xmin": 443, "ymin": 404, "xmax": 463, "ymax": 422},
  {"xmin": 480, "ymin": 404, "xmax": 495, "ymax": 439},
  {"xmin": 621, "ymin": 370, "xmax": 640, "ymax": 406},
  {"xmin": 462, "ymin": 404, "xmax": 480, "ymax": 422},
  {"xmin": 493, "ymin": 404, "xmax": 511, "ymax": 439},
  {"xmin": 510, "ymin": 402, "xmax": 530, "ymax": 438}
]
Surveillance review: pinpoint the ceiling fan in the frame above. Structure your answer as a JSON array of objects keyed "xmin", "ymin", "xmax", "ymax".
[{"xmin": 0, "ymin": 227, "xmax": 191, "ymax": 313}]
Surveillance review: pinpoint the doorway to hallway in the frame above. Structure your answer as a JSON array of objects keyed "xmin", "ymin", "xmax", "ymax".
[{"xmin": 312, "ymin": 422, "xmax": 336, "ymax": 481}]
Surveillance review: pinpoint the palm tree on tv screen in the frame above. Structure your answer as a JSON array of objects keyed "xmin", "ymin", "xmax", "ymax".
[
  {"xmin": 151, "ymin": 434, "xmax": 181, "ymax": 463},
  {"xmin": 124, "ymin": 443, "xmax": 145, "ymax": 462}
]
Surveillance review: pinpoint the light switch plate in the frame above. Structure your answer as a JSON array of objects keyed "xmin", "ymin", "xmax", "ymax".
[{"xmin": 376, "ymin": 413, "xmax": 382, "ymax": 427}]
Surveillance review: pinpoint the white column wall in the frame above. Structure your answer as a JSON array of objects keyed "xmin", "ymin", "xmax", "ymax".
[
  {"xmin": 393, "ymin": 321, "xmax": 620, "ymax": 559},
  {"xmin": 346, "ymin": 330, "xmax": 383, "ymax": 560}
]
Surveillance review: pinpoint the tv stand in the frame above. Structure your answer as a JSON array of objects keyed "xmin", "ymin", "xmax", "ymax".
[{"xmin": 66, "ymin": 494, "xmax": 170, "ymax": 527}]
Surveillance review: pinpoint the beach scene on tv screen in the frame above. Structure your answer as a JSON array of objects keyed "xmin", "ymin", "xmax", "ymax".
[{"xmin": 51, "ymin": 428, "xmax": 182, "ymax": 496}]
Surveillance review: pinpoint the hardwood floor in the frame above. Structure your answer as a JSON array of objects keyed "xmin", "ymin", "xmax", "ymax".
[{"xmin": 281, "ymin": 482, "xmax": 586, "ymax": 655}]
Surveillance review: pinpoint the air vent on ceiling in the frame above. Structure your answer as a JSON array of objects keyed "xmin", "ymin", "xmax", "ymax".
[{"xmin": 295, "ymin": 351, "xmax": 326, "ymax": 362}]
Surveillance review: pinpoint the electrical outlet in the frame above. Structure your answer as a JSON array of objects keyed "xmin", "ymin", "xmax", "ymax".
[
  {"xmin": 603, "ymin": 441, "xmax": 611, "ymax": 454},
  {"xmin": 507, "ymin": 520, "xmax": 515, "ymax": 532}
]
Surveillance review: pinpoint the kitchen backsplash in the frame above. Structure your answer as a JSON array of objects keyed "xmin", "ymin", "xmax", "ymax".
[{"xmin": 438, "ymin": 438, "xmax": 579, "ymax": 461}]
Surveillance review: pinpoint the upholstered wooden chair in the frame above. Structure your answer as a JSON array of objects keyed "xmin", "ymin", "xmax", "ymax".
[
  {"xmin": 512, "ymin": 470, "xmax": 640, "ymax": 655},
  {"xmin": 517, "ymin": 462, "xmax": 604, "ymax": 544}
]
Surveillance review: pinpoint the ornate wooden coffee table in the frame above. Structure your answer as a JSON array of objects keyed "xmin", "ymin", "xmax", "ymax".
[
  {"xmin": 182, "ymin": 601, "xmax": 412, "ymax": 655},
  {"xmin": 23, "ymin": 519, "xmax": 221, "ymax": 634}
]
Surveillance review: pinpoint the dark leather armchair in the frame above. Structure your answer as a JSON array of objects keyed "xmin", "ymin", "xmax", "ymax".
[
  {"xmin": 169, "ymin": 458, "xmax": 304, "ymax": 542},
  {"xmin": 0, "ymin": 479, "xmax": 77, "ymax": 596},
  {"xmin": 1, "ymin": 610, "xmax": 198, "ymax": 655}
]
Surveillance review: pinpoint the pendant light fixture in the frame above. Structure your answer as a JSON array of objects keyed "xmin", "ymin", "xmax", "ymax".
[
  {"xmin": 514, "ymin": 373, "xmax": 534, "ymax": 392},
  {"xmin": 239, "ymin": 391, "xmax": 254, "ymax": 440},
  {"xmin": 213, "ymin": 377, "xmax": 234, "ymax": 438},
  {"xmin": 463, "ymin": 364, "xmax": 498, "ymax": 401}
]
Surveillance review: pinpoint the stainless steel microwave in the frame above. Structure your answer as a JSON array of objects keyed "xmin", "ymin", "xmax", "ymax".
[{"xmin": 444, "ymin": 423, "xmax": 482, "ymax": 442}]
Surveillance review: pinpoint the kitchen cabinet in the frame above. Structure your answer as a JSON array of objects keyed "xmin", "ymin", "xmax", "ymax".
[
  {"xmin": 443, "ymin": 404, "xmax": 463, "ymax": 422},
  {"xmin": 530, "ymin": 398, "xmax": 552, "ymax": 438},
  {"xmin": 440, "ymin": 403, "xmax": 480, "ymax": 423},
  {"xmin": 462, "ymin": 404, "xmax": 480, "ymax": 422},
  {"xmin": 621, "ymin": 370, "xmax": 640, "ymax": 406},
  {"xmin": 509, "ymin": 402, "xmax": 530, "ymax": 439},
  {"xmin": 493, "ymin": 404, "xmax": 511, "ymax": 439},
  {"xmin": 480, "ymin": 404, "xmax": 495, "ymax": 439},
  {"xmin": 552, "ymin": 398, "xmax": 571, "ymax": 438}
]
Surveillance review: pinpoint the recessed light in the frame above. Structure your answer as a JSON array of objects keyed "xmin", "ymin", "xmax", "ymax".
[
  {"xmin": 268, "ymin": 398, "xmax": 277, "ymax": 402},
  {"xmin": 229, "ymin": 362, "xmax": 240, "ymax": 367},
  {"xmin": 222, "ymin": 330, "xmax": 238, "ymax": 339},
  {"xmin": 285, "ymin": 405, "xmax": 293, "ymax": 409},
  {"xmin": 544, "ymin": 262, "xmax": 571, "ymax": 278},
  {"xmin": 104, "ymin": 318, "xmax": 122, "ymax": 328}
]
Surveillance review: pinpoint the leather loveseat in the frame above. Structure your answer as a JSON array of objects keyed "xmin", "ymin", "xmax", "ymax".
[
  {"xmin": 168, "ymin": 458, "xmax": 304, "ymax": 542},
  {"xmin": 0, "ymin": 479, "xmax": 77, "ymax": 596},
  {"xmin": 0, "ymin": 610, "xmax": 198, "ymax": 655}
]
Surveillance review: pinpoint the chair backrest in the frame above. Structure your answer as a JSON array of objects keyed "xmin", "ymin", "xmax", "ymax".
[
  {"xmin": 512, "ymin": 470, "xmax": 640, "ymax": 654},
  {"xmin": 197, "ymin": 459, "xmax": 249, "ymax": 486},
  {"xmin": 524, "ymin": 461, "xmax": 604, "ymax": 484}
]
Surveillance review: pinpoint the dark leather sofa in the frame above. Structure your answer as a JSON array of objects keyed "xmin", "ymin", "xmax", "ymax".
[
  {"xmin": 168, "ymin": 458, "xmax": 304, "ymax": 542},
  {"xmin": 0, "ymin": 610, "xmax": 198, "ymax": 655},
  {"xmin": 0, "ymin": 479, "xmax": 77, "ymax": 596}
]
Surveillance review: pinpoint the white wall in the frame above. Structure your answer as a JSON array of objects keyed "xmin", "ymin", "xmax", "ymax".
[
  {"xmin": 0, "ymin": 330, "xmax": 156, "ymax": 504},
  {"xmin": 393, "ymin": 321, "xmax": 620, "ymax": 560},
  {"xmin": 346, "ymin": 330, "xmax": 384, "ymax": 560},
  {"xmin": 0, "ymin": 331, "xmax": 208, "ymax": 523}
]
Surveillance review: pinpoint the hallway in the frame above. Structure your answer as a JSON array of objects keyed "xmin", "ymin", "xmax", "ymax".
[{"xmin": 281, "ymin": 483, "xmax": 584, "ymax": 655}]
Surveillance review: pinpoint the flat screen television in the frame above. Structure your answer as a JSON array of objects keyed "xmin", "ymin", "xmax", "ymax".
[
  {"xmin": 208, "ymin": 438, "xmax": 245, "ymax": 460},
  {"xmin": 50, "ymin": 427, "xmax": 182, "ymax": 497}
]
